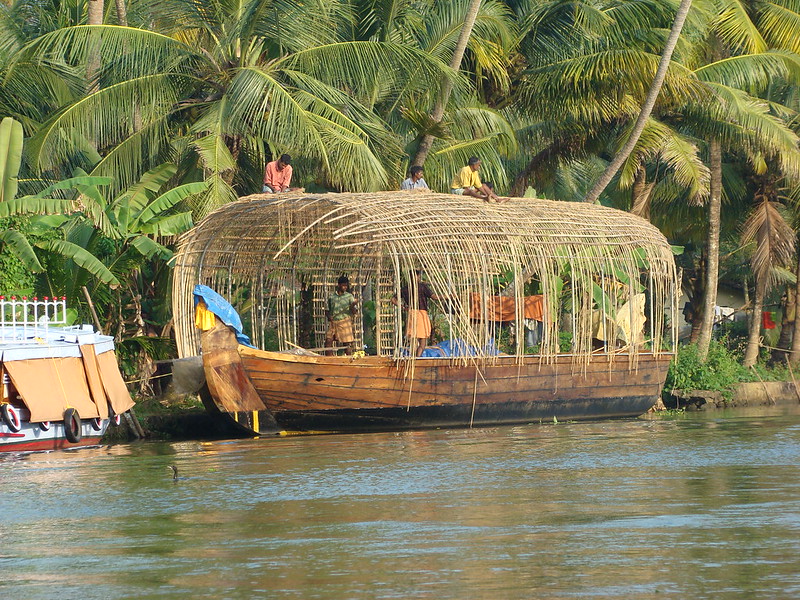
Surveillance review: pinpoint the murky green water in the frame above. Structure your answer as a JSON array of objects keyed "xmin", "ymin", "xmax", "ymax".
[{"xmin": 2, "ymin": 407, "xmax": 799, "ymax": 599}]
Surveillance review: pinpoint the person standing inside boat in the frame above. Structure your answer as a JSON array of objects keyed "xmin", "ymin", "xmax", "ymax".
[
  {"xmin": 325, "ymin": 275, "xmax": 358, "ymax": 355},
  {"xmin": 401, "ymin": 166, "xmax": 429, "ymax": 191},
  {"xmin": 450, "ymin": 156, "xmax": 506, "ymax": 203},
  {"xmin": 398, "ymin": 270, "xmax": 440, "ymax": 357},
  {"xmin": 263, "ymin": 154, "xmax": 293, "ymax": 193}
]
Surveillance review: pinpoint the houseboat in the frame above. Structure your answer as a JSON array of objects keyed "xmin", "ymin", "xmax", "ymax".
[
  {"xmin": 0, "ymin": 296, "xmax": 135, "ymax": 451},
  {"xmin": 172, "ymin": 192, "xmax": 678, "ymax": 434}
]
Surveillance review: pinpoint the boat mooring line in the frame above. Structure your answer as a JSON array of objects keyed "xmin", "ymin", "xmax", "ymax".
[{"xmin": 469, "ymin": 367, "xmax": 478, "ymax": 428}]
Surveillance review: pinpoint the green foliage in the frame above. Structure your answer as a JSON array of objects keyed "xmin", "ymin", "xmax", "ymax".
[
  {"xmin": 0, "ymin": 116, "xmax": 23, "ymax": 202},
  {"xmin": 0, "ymin": 218, "xmax": 36, "ymax": 293},
  {"xmin": 664, "ymin": 340, "xmax": 751, "ymax": 398},
  {"xmin": 115, "ymin": 336, "xmax": 176, "ymax": 377},
  {"xmin": 559, "ymin": 331, "xmax": 573, "ymax": 353}
]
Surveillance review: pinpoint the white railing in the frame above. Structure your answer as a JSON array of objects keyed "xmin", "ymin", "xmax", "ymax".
[{"xmin": 0, "ymin": 296, "xmax": 68, "ymax": 343}]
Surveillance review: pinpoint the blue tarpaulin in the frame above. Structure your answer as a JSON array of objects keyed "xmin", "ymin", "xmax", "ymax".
[
  {"xmin": 419, "ymin": 338, "xmax": 500, "ymax": 358},
  {"xmin": 193, "ymin": 284, "xmax": 256, "ymax": 348}
]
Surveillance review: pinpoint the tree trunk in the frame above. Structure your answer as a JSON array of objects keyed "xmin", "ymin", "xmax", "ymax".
[
  {"xmin": 772, "ymin": 286, "xmax": 793, "ymax": 363},
  {"xmin": 630, "ymin": 165, "xmax": 655, "ymax": 219},
  {"xmin": 86, "ymin": 0, "xmax": 104, "ymax": 93},
  {"xmin": 743, "ymin": 281, "xmax": 765, "ymax": 367},
  {"xmin": 583, "ymin": 0, "xmax": 693, "ymax": 203},
  {"xmin": 790, "ymin": 253, "xmax": 800, "ymax": 365},
  {"xmin": 114, "ymin": 0, "xmax": 128, "ymax": 27},
  {"xmin": 696, "ymin": 138, "xmax": 722, "ymax": 361},
  {"xmin": 743, "ymin": 274, "xmax": 750, "ymax": 306},
  {"xmin": 689, "ymin": 312, "xmax": 703, "ymax": 343},
  {"xmin": 410, "ymin": 0, "xmax": 482, "ymax": 167},
  {"xmin": 87, "ymin": 0, "xmax": 104, "ymax": 23},
  {"xmin": 114, "ymin": 0, "xmax": 127, "ymax": 26}
]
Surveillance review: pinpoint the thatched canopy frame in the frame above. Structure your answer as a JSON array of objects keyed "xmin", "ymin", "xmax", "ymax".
[{"xmin": 173, "ymin": 192, "xmax": 678, "ymax": 364}]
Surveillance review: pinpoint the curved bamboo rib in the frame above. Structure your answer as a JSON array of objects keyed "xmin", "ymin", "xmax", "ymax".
[{"xmin": 173, "ymin": 192, "xmax": 678, "ymax": 364}]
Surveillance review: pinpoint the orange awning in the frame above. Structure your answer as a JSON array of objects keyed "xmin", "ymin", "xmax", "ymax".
[
  {"xmin": 5, "ymin": 356, "xmax": 99, "ymax": 422},
  {"xmin": 96, "ymin": 350, "xmax": 135, "ymax": 415},
  {"xmin": 80, "ymin": 344, "xmax": 110, "ymax": 419}
]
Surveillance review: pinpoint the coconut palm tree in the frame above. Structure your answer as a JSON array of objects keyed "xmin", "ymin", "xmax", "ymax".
[
  {"xmin": 8, "ymin": 0, "xmax": 455, "ymax": 216},
  {"xmin": 582, "ymin": 0, "xmax": 695, "ymax": 204},
  {"xmin": 509, "ymin": 0, "xmax": 707, "ymax": 198},
  {"xmin": 354, "ymin": 0, "xmax": 519, "ymax": 189},
  {"xmin": 684, "ymin": 0, "xmax": 800, "ymax": 361},
  {"xmin": 410, "ymin": 0, "xmax": 483, "ymax": 168},
  {"xmin": 741, "ymin": 183, "xmax": 796, "ymax": 365}
]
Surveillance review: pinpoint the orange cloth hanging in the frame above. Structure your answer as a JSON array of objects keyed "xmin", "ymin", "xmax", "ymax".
[{"xmin": 469, "ymin": 294, "xmax": 543, "ymax": 322}]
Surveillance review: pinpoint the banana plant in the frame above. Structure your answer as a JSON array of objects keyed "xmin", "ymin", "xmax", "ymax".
[
  {"xmin": 38, "ymin": 163, "xmax": 202, "ymax": 299},
  {"xmin": 0, "ymin": 116, "xmax": 114, "ymax": 279}
]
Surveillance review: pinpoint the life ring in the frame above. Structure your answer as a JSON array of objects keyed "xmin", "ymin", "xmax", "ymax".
[
  {"xmin": 112, "ymin": 413, "xmax": 121, "ymax": 426},
  {"xmin": 1, "ymin": 404, "xmax": 22, "ymax": 432},
  {"xmin": 90, "ymin": 417, "xmax": 103, "ymax": 431},
  {"xmin": 40, "ymin": 421, "xmax": 51, "ymax": 431},
  {"xmin": 63, "ymin": 408, "xmax": 82, "ymax": 443}
]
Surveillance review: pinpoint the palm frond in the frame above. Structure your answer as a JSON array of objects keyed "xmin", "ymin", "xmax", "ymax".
[
  {"xmin": 25, "ymin": 73, "xmax": 187, "ymax": 172},
  {"xmin": 741, "ymin": 199, "xmax": 795, "ymax": 290},
  {"xmin": 88, "ymin": 119, "xmax": 173, "ymax": 196},
  {"xmin": 756, "ymin": 0, "xmax": 800, "ymax": 53},
  {"xmin": 713, "ymin": 0, "xmax": 767, "ymax": 54},
  {"xmin": 281, "ymin": 40, "xmax": 456, "ymax": 101},
  {"xmin": 14, "ymin": 24, "xmax": 200, "ymax": 80},
  {"xmin": 617, "ymin": 118, "xmax": 709, "ymax": 202},
  {"xmin": 694, "ymin": 50, "xmax": 800, "ymax": 92}
]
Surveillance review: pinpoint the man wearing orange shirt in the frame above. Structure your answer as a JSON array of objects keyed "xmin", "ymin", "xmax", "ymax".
[{"xmin": 263, "ymin": 154, "xmax": 293, "ymax": 193}]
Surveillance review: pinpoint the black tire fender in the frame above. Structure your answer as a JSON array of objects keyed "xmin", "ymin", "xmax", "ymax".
[
  {"xmin": 63, "ymin": 408, "xmax": 82, "ymax": 443},
  {"xmin": 1, "ymin": 404, "xmax": 21, "ymax": 432}
]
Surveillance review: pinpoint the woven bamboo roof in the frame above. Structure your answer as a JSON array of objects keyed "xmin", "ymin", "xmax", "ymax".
[{"xmin": 173, "ymin": 192, "xmax": 678, "ymax": 360}]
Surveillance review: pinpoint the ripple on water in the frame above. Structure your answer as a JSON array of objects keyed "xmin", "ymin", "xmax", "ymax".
[{"xmin": 0, "ymin": 410, "xmax": 799, "ymax": 599}]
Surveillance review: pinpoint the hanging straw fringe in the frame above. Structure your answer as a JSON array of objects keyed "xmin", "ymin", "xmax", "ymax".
[{"xmin": 172, "ymin": 192, "xmax": 678, "ymax": 367}]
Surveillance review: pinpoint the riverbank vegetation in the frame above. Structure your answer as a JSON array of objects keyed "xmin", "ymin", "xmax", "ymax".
[{"xmin": 1, "ymin": 0, "xmax": 800, "ymax": 396}]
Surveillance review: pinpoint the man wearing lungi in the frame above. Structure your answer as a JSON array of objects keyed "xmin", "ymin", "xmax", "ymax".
[
  {"xmin": 400, "ymin": 270, "xmax": 441, "ymax": 356},
  {"xmin": 325, "ymin": 275, "xmax": 358, "ymax": 355}
]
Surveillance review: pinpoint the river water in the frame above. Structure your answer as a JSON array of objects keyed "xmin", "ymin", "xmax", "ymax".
[{"xmin": 2, "ymin": 407, "xmax": 799, "ymax": 600}]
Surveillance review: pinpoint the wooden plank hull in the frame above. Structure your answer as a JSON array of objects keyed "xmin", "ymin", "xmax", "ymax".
[{"xmin": 204, "ymin": 341, "xmax": 671, "ymax": 433}]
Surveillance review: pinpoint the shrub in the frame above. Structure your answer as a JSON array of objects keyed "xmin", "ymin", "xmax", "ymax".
[{"xmin": 664, "ymin": 339, "xmax": 751, "ymax": 399}]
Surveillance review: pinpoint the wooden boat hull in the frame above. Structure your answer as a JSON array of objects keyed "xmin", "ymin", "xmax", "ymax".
[
  {"xmin": 201, "ymin": 323, "xmax": 672, "ymax": 433},
  {"xmin": 244, "ymin": 350, "xmax": 668, "ymax": 431}
]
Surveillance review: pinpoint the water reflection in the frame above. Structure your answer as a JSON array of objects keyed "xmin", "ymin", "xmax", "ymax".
[{"xmin": 1, "ymin": 408, "xmax": 799, "ymax": 599}]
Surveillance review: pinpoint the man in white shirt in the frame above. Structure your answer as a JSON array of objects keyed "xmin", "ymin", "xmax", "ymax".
[{"xmin": 401, "ymin": 166, "xmax": 429, "ymax": 191}]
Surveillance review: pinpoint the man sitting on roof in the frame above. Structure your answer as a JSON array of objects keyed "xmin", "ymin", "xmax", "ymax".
[
  {"xmin": 325, "ymin": 275, "xmax": 358, "ymax": 356},
  {"xmin": 451, "ymin": 156, "xmax": 507, "ymax": 203},
  {"xmin": 401, "ymin": 166, "xmax": 430, "ymax": 191},
  {"xmin": 263, "ymin": 154, "xmax": 294, "ymax": 193}
]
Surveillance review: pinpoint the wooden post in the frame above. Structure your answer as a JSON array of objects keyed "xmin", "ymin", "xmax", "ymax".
[{"xmin": 82, "ymin": 286, "xmax": 104, "ymax": 334}]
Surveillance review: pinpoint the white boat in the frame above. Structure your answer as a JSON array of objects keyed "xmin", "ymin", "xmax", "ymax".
[{"xmin": 0, "ymin": 296, "xmax": 135, "ymax": 452}]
